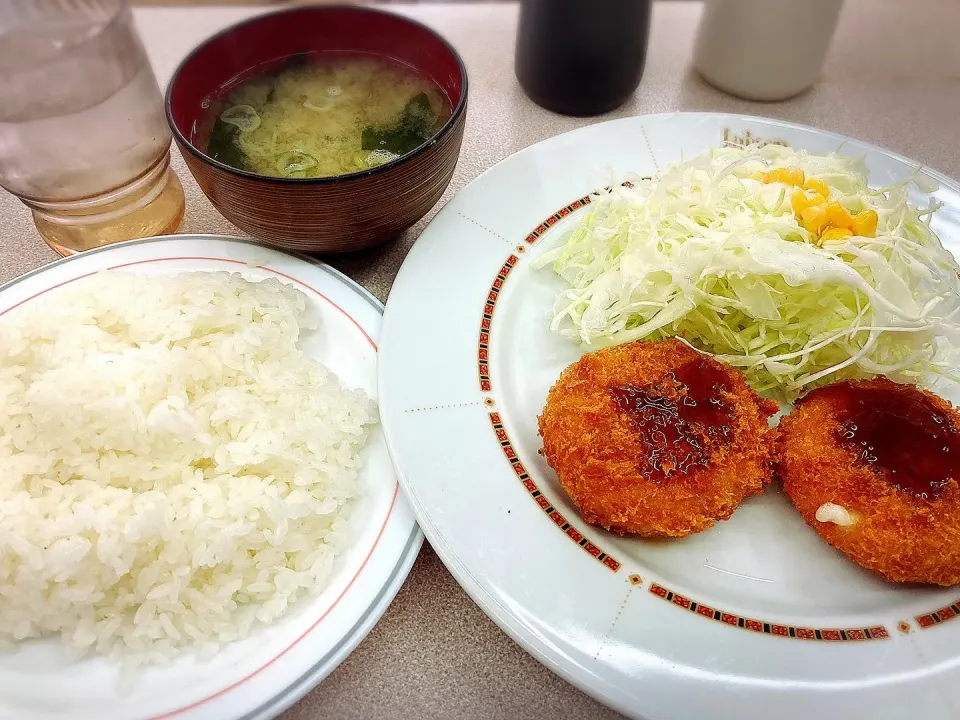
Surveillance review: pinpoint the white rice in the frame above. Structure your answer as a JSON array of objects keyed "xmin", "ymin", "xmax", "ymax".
[{"xmin": 0, "ymin": 270, "xmax": 376, "ymax": 665}]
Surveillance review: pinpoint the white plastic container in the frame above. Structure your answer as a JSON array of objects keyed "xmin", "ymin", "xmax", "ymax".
[{"xmin": 693, "ymin": 0, "xmax": 844, "ymax": 101}]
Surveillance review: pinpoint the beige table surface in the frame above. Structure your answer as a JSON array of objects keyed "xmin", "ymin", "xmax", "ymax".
[{"xmin": 2, "ymin": 1, "xmax": 960, "ymax": 717}]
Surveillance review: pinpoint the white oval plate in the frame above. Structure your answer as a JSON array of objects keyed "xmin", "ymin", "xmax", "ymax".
[
  {"xmin": 378, "ymin": 113, "xmax": 960, "ymax": 720},
  {"xmin": 0, "ymin": 235, "xmax": 422, "ymax": 720}
]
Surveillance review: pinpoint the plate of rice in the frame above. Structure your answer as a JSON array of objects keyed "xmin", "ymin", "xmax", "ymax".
[{"xmin": 0, "ymin": 235, "xmax": 420, "ymax": 720}]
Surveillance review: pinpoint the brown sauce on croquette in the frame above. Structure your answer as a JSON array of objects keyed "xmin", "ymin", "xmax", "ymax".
[
  {"xmin": 834, "ymin": 383, "xmax": 960, "ymax": 500},
  {"xmin": 609, "ymin": 357, "xmax": 733, "ymax": 482}
]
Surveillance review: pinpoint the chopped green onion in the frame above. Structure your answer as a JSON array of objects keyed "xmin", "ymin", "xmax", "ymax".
[
  {"xmin": 219, "ymin": 105, "xmax": 261, "ymax": 132},
  {"xmin": 276, "ymin": 151, "xmax": 317, "ymax": 177}
]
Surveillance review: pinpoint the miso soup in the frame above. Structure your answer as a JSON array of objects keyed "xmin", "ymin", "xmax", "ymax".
[{"xmin": 204, "ymin": 54, "xmax": 451, "ymax": 179}]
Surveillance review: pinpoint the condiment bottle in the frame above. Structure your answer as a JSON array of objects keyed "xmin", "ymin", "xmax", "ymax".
[
  {"xmin": 515, "ymin": 0, "xmax": 653, "ymax": 116},
  {"xmin": 693, "ymin": 0, "xmax": 844, "ymax": 102}
]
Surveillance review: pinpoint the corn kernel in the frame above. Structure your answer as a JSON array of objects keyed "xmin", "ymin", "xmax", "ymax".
[
  {"xmin": 763, "ymin": 168, "xmax": 791, "ymax": 185},
  {"xmin": 821, "ymin": 227, "xmax": 853, "ymax": 242},
  {"xmin": 763, "ymin": 167, "xmax": 806, "ymax": 186},
  {"xmin": 804, "ymin": 177, "xmax": 829, "ymax": 197},
  {"xmin": 800, "ymin": 207, "xmax": 829, "ymax": 234},
  {"xmin": 852, "ymin": 210, "xmax": 878, "ymax": 237},
  {"xmin": 826, "ymin": 202, "xmax": 854, "ymax": 229},
  {"xmin": 786, "ymin": 168, "xmax": 806, "ymax": 186},
  {"xmin": 792, "ymin": 190, "xmax": 827, "ymax": 224}
]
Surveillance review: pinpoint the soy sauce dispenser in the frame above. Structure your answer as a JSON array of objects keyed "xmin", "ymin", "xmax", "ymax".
[{"xmin": 515, "ymin": 0, "xmax": 653, "ymax": 116}]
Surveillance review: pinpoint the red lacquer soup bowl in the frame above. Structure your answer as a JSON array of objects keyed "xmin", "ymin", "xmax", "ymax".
[{"xmin": 166, "ymin": 6, "xmax": 467, "ymax": 253}]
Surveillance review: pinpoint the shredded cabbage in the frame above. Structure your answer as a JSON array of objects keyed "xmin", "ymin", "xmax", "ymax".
[{"xmin": 535, "ymin": 144, "xmax": 960, "ymax": 398}]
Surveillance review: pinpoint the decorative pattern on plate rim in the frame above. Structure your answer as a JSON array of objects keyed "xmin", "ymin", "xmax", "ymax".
[
  {"xmin": 915, "ymin": 599, "xmax": 960, "ymax": 629},
  {"xmin": 523, "ymin": 181, "xmax": 636, "ymax": 246},
  {"xmin": 477, "ymin": 254, "xmax": 518, "ymax": 392},
  {"xmin": 479, "ymin": 185, "xmax": 637, "ymax": 392},
  {"xmin": 649, "ymin": 583, "xmax": 890, "ymax": 641},
  {"xmin": 523, "ymin": 194, "xmax": 593, "ymax": 245},
  {"xmin": 474, "ymin": 185, "xmax": 648, "ymax": 571},
  {"xmin": 488, "ymin": 412, "xmax": 621, "ymax": 573}
]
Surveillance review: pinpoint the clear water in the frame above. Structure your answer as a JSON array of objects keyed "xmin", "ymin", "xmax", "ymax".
[{"xmin": 0, "ymin": 22, "xmax": 171, "ymax": 201}]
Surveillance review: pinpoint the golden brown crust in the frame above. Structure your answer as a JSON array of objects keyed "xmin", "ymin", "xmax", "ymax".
[
  {"xmin": 777, "ymin": 377, "xmax": 960, "ymax": 586},
  {"xmin": 538, "ymin": 339, "xmax": 779, "ymax": 537}
]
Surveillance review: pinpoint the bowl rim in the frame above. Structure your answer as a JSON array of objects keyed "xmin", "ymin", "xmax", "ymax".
[{"xmin": 164, "ymin": 4, "xmax": 469, "ymax": 186}]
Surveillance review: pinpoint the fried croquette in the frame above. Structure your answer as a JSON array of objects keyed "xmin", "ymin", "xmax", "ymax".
[
  {"xmin": 778, "ymin": 377, "xmax": 960, "ymax": 586},
  {"xmin": 538, "ymin": 339, "xmax": 779, "ymax": 537}
]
